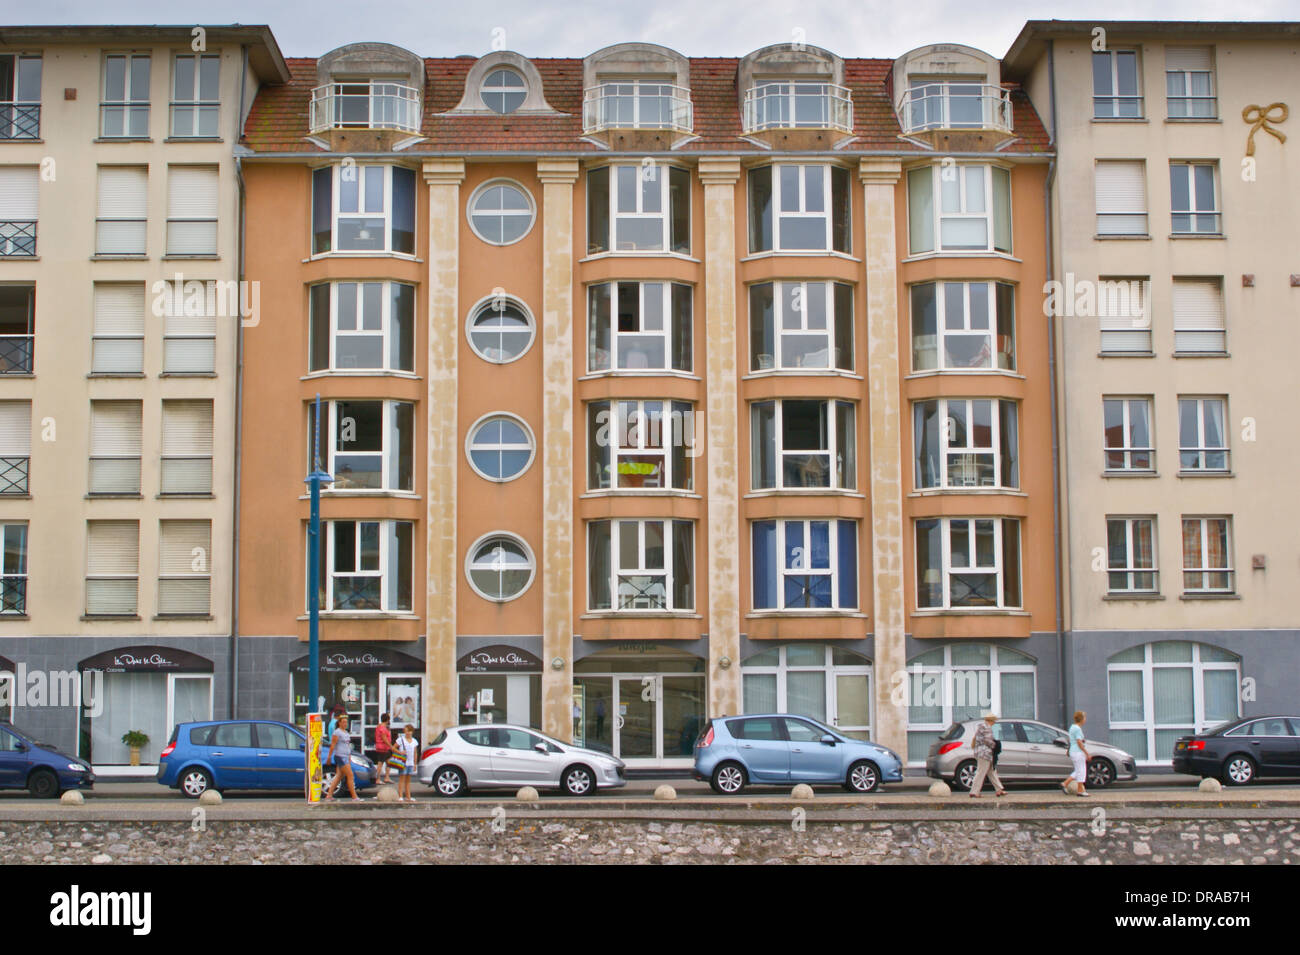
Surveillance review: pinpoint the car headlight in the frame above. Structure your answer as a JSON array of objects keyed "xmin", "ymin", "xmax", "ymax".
[
  {"xmin": 350, "ymin": 755, "xmax": 369, "ymax": 768},
  {"xmin": 67, "ymin": 763, "xmax": 87, "ymax": 772}
]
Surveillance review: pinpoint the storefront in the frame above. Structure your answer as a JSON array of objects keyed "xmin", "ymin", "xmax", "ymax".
[
  {"xmin": 78, "ymin": 646, "xmax": 214, "ymax": 775},
  {"xmin": 289, "ymin": 644, "xmax": 425, "ymax": 754},
  {"xmin": 573, "ymin": 643, "xmax": 706, "ymax": 768},
  {"xmin": 741, "ymin": 643, "xmax": 873, "ymax": 740},
  {"xmin": 457, "ymin": 643, "xmax": 542, "ymax": 727}
]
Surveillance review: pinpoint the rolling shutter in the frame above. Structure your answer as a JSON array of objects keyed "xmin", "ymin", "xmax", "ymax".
[
  {"xmin": 1099, "ymin": 278, "xmax": 1151, "ymax": 353},
  {"xmin": 162, "ymin": 281, "xmax": 217, "ymax": 372},
  {"xmin": 166, "ymin": 165, "xmax": 219, "ymax": 254},
  {"xmin": 89, "ymin": 400, "xmax": 142, "ymax": 493},
  {"xmin": 0, "ymin": 401, "xmax": 31, "ymax": 456},
  {"xmin": 158, "ymin": 519, "xmax": 211, "ymax": 614},
  {"xmin": 1094, "ymin": 161, "xmax": 1146, "ymax": 235},
  {"xmin": 1165, "ymin": 47, "xmax": 1212, "ymax": 72},
  {"xmin": 96, "ymin": 166, "xmax": 147, "ymax": 254},
  {"xmin": 161, "ymin": 400, "xmax": 213, "ymax": 493},
  {"xmin": 1172, "ymin": 279, "xmax": 1225, "ymax": 353},
  {"xmin": 86, "ymin": 520, "xmax": 138, "ymax": 615},
  {"xmin": 92, "ymin": 283, "xmax": 145, "ymax": 373}
]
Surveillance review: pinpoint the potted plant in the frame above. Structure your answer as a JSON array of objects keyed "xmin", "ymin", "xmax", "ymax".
[
  {"xmin": 121, "ymin": 730, "xmax": 149, "ymax": 767},
  {"xmin": 617, "ymin": 460, "xmax": 658, "ymax": 488}
]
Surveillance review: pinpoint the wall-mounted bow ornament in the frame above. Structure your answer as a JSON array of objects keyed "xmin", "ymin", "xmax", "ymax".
[{"xmin": 1242, "ymin": 103, "xmax": 1288, "ymax": 156}]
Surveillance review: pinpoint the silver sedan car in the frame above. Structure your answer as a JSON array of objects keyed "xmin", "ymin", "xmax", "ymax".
[
  {"xmin": 418, "ymin": 724, "xmax": 627, "ymax": 796},
  {"xmin": 926, "ymin": 719, "xmax": 1138, "ymax": 790}
]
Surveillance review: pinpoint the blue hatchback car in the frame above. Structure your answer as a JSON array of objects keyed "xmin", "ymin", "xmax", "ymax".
[
  {"xmin": 158, "ymin": 720, "xmax": 376, "ymax": 798},
  {"xmin": 694, "ymin": 714, "xmax": 904, "ymax": 794},
  {"xmin": 0, "ymin": 720, "xmax": 95, "ymax": 797}
]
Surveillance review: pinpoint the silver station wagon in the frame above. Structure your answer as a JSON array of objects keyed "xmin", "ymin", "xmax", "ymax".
[{"xmin": 927, "ymin": 719, "xmax": 1138, "ymax": 790}]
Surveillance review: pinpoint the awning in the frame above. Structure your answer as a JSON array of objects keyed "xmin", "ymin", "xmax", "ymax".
[
  {"xmin": 79, "ymin": 645, "xmax": 214, "ymax": 673},
  {"xmin": 291, "ymin": 645, "xmax": 424, "ymax": 673},
  {"xmin": 457, "ymin": 644, "xmax": 543, "ymax": 673}
]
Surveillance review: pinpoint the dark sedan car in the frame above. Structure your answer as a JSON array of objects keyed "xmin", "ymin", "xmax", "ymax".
[{"xmin": 1172, "ymin": 716, "xmax": 1300, "ymax": 785}]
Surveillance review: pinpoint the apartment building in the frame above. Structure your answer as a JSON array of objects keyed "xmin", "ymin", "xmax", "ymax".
[
  {"xmin": 0, "ymin": 26, "xmax": 287, "ymax": 772},
  {"xmin": 236, "ymin": 38, "xmax": 1057, "ymax": 767},
  {"xmin": 1006, "ymin": 21, "xmax": 1300, "ymax": 765}
]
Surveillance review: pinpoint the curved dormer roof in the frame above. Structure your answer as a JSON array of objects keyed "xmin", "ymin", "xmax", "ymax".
[
  {"xmin": 448, "ymin": 51, "xmax": 561, "ymax": 114},
  {"xmin": 583, "ymin": 42, "xmax": 690, "ymax": 89},
  {"xmin": 316, "ymin": 41, "xmax": 424, "ymax": 90},
  {"xmin": 892, "ymin": 42, "xmax": 1001, "ymax": 91},
  {"xmin": 738, "ymin": 42, "xmax": 845, "ymax": 90}
]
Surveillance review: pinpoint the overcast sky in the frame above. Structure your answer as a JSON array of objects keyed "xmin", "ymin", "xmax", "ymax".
[{"xmin": 17, "ymin": 0, "xmax": 1300, "ymax": 57}]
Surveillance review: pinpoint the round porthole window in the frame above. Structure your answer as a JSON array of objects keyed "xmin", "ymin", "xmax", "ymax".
[
  {"xmin": 481, "ymin": 68, "xmax": 527, "ymax": 114},
  {"xmin": 467, "ymin": 179, "xmax": 535, "ymax": 245},
  {"xmin": 466, "ymin": 413, "xmax": 535, "ymax": 482},
  {"xmin": 467, "ymin": 295, "xmax": 535, "ymax": 363},
  {"xmin": 466, "ymin": 533, "xmax": 535, "ymax": 602}
]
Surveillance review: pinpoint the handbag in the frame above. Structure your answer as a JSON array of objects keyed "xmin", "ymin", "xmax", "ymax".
[
  {"xmin": 992, "ymin": 738, "xmax": 1002, "ymax": 765},
  {"xmin": 387, "ymin": 749, "xmax": 407, "ymax": 772}
]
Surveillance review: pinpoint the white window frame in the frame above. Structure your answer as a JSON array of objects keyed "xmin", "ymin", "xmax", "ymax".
[
  {"xmin": 480, "ymin": 68, "xmax": 527, "ymax": 115},
  {"xmin": 466, "ymin": 293, "xmax": 535, "ymax": 364},
  {"xmin": 95, "ymin": 165, "xmax": 148, "ymax": 256},
  {"xmin": 466, "ymin": 412, "xmax": 536, "ymax": 483},
  {"xmin": 91, "ymin": 282, "xmax": 145, "ymax": 375},
  {"xmin": 0, "ymin": 521, "xmax": 27, "ymax": 615},
  {"xmin": 750, "ymin": 280, "xmax": 853, "ymax": 372},
  {"xmin": 752, "ymin": 519, "xmax": 857, "ymax": 612},
  {"xmin": 1182, "ymin": 516, "xmax": 1234, "ymax": 595},
  {"xmin": 587, "ymin": 281, "xmax": 691, "ymax": 373},
  {"xmin": 1094, "ymin": 161, "xmax": 1148, "ymax": 236},
  {"xmin": 909, "ymin": 163, "xmax": 1011, "ymax": 254},
  {"xmin": 750, "ymin": 399, "xmax": 856, "ymax": 491},
  {"xmin": 0, "ymin": 401, "xmax": 30, "ymax": 495},
  {"xmin": 740, "ymin": 644, "xmax": 873, "ymax": 739},
  {"xmin": 317, "ymin": 399, "xmax": 414, "ymax": 493},
  {"xmin": 1102, "ymin": 397, "xmax": 1155, "ymax": 472},
  {"xmin": 100, "ymin": 52, "xmax": 151, "ymax": 138},
  {"xmin": 466, "ymin": 178, "xmax": 536, "ymax": 246},
  {"xmin": 773, "ymin": 164, "xmax": 835, "ymax": 252},
  {"xmin": 314, "ymin": 281, "xmax": 416, "ymax": 373},
  {"xmin": 1106, "ymin": 516, "xmax": 1158, "ymax": 594},
  {"xmin": 913, "ymin": 397, "xmax": 1017, "ymax": 490},
  {"xmin": 1169, "ymin": 162, "xmax": 1220, "ymax": 235},
  {"xmin": 611, "ymin": 164, "xmax": 669, "ymax": 252},
  {"xmin": 912, "ymin": 281, "xmax": 1013, "ymax": 372},
  {"xmin": 1177, "ymin": 396, "xmax": 1229, "ymax": 472},
  {"xmin": 88, "ymin": 400, "xmax": 142, "ymax": 495},
  {"xmin": 317, "ymin": 164, "xmax": 414, "ymax": 256},
  {"xmin": 465, "ymin": 532, "xmax": 536, "ymax": 603},
  {"xmin": 166, "ymin": 164, "xmax": 219, "ymax": 256},
  {"xmin": 588, "ymin": 518, "xmax": 694, "ymax": 613},
  {"xmin": 1093, "ymin": 49, "xmax": 1143, "ymax": 119},
  {"xmin": 1165, "ymin": 48, "xmax": 1216, "ymax": 119},
  {"xmin": 587, "ymin": 399, "xmax": 693, "ymax": 492},
  {"xmin": 170, "ymin": 52, "xmax": 220, "ymax": 137},
  {"xmin": 158, "ymin": 280, "xmax": 217, "ymax": 374},
  {"xmin": 916, "ymin": 517, "xmax": 1021, "ymax": 611},
  {"xmin": 1098, "ymin": 276, "xmax": 1152, "ymax": 353},
  {"xmin": 1172, "ymin": 278, "xmax": 1226, "ymax": 355},
  {"xmin": 314, "ymin": 519, "xmax": 413, "ymax": 614}
]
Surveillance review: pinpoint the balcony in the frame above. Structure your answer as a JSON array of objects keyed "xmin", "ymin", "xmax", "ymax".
[
  {"xmin": 897, "ymin": 83, "xmax": 1012, "ymax": 134},
  {"xmin": 309, "ymin": 82, "xmax": 421, "ymax": 135},
  {"xmin": 0, "ymin": 335, "xmax": 32, "ymax": 374},
  {"xmin": 743, "ymin": 82, "xmax": 853, "ymax": 134},
  {"xmin": 583, "ymin": 83, "xmax": 693, "ymax": 134},
  {"xmin": 0, "ymin": 221, "xmax": 35, "ymax": 258},
  {"xmin": 0, "ymin": 103, "xmax": 39, "ymax": 141},
  {"xmin": 0, "ymin": 456, "xmax": 27, "ymax": 494},
  {"xmin": 0, "ymin": 575, "xmax": 25, "ymax": 615}
]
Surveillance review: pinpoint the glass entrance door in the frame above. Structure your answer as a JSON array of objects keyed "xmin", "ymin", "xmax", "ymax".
[
  {"xmin": 615, "ymin": 677, "xmax": 656, "ymax": 759},
  {"xmin": 833, "ymin": 672, "xmax": 872, "ymax": 740}
]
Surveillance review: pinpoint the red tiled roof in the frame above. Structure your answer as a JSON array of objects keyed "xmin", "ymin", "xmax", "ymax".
[{"xmin": 242, "ymin": 56, "xmax": 1052, "ymax": 156}]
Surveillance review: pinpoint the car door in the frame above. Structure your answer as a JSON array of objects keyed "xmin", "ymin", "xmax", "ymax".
[
  {"xmin": 989, "ymin": 721, "xmax": 1030, "ymax": 777},
  {"xmin": 784, "ymin": 718, "xmax": 844, "ymax": 783},
  {"xmin": 455, "ymin": 728, "xmax": 499, "ymax": 786},
  {"xmin": 1285, "ymin": 720, "xmax": 1300, "ymax": 775},
  {"xmin": 0, "ymin": 726, "xmax": 28, "ymax": 787},
  {"xmin": 490, "ymin": 727, "xmax": 552, "ymax": 785},
  {"xmin": 1020, "ymin": 721, "xmax": 1073, "ymax": 777},
  {"xmin": 206, "ymin": 722, "xmax": 260, "ymax": 788},
  {"xmin": 1244, "ymin": 719, "xmax": 1294, "ymax": 775},
  {"xmin": 727, "ymin": 717, "xmax": 789, "ymax": 783},
  {"xmin": 253, "ymin": 722, "xmax": 306, "ymax": 790}
]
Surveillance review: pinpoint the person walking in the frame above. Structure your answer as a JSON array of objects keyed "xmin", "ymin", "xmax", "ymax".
[
  {"xmin": 968, "ymin": 712, "xmax": 1007, "ymax": 798},
  {"xmin": 373, "ymin": 712, "xmax": 393, "ymax": 786},
  {"xmin": 394, "ymin": 723, "xmax": 418, "ymax": 802},
  {"xmin": 1062, "ymin": 710, "xmax": 1091, "ymax": 796},
  {"xmin": 324, "ymin": 714, "xmax": 361, "ymax": 801}
]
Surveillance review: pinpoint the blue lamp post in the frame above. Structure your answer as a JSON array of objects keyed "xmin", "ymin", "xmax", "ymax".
[{"xmin": 304, "ymin": 394, "xmax": 332, "ymax": 714}]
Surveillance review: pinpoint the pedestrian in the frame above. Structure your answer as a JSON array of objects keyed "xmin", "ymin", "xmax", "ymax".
[
  {"xmin": 372, "ymin": 712, "xmax": 393, "ymax": 785},
  {"xmin": 1062, "ymin": 710, "xmax": 1090, "ymax": 797},
  {"xmin": 394, "ymin": 723, "xmax": 418, "ymax": 802},
  {"xmin": 968, "ymin": 712, "xmax": 1007, "ymax": 798},
  {"xmin": 324, "ymin": 714, "xmax": 361, "ymax": 801}
]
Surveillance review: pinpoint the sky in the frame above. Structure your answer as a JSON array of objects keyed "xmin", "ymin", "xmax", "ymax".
[{"xmin": 14, "ymin": 0, "xmax": 1300, "ymax": 58}]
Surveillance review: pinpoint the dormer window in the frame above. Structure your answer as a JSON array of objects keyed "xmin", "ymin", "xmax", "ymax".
[
  {"xmin": 744, "ymin": 80, "xmax": 852, "ymax": 133},
  {"xmin": 582, "ymin": 44, "xmax": 692, "ymax": 136},
  {"xmin": 310, "ymin": 80, "xmax": 421, "ymax": 134},
  {"xmin": 481, "ymin": 69, "xmax": 527, "ymax": 114}
]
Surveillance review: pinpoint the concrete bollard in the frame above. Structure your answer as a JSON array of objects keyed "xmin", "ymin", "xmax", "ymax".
[
  {"xmin": 1198, "ymin": 777, "xmax": 1223, "ymax": 793},
  {"xmin": 928, "ymin": 781, "xmax": 951, "ymax": 797},
  {"xmin": 198, "ymin": 789, "xmax": 222, "ymax": 806},
  {"xmin": 791, "ymin": 783, "xmax": 815, "ymax": 800},
  {"xmin": 60, "ymin": 790, "xmax": 85, "ymax": 806},
  {"xmin": 516, "ymin": 786, "xmax": 540, "ymax": 802},
  {"xmin": 375, "ymin": 785, "xmax": 399, "ymax": 803},
  {"xmin": 1063, "ymin": 779, "xmax": 1079, "ymax": 795},
  {"xmin": 654, "ymin": 784, "xmax": 677, "ymax": 801}
]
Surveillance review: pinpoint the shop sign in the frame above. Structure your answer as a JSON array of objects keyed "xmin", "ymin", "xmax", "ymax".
[{"xmin": 457, "ymin": 645, "xmax": 542, "ymax": 673}]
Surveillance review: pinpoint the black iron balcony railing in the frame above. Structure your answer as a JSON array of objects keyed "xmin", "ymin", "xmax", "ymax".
[
  {"xmin": 0, "ymin": 103, "xmax": 40, "ymax": 140},
  {"xmin": 0, "ymin": 221, "xmax": 36, "ymax": 257},
  {"xmin": 0, "ymin": 575, "xmax": 26, "ymax": 614},
  {"xmin": 0, "ymin": 335, "xmax": 33, "ymax": 374},
  {"xmin": 0, "ymin": 456, "xmax": 28, "ymax": 494}
]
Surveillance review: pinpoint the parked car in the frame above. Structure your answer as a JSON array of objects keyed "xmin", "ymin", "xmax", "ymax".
[
  {"xmin": 693, "ymin": 714, "xmax": 904, "ymax": 794},
  {"xmin": 927, "ymin": 718, "xmax": 1138, "ymax": 790},
  {"xmin": 1172, "ymin": 716, "xmax": 1300, "ymax": 785},
  {"xmin": 0, "ymin": 720, "xmax": 94, "ymax": 798},
  {"xmin": 158, "ymin": 719, "xmax": 375, "ymax": 798},
  {"xmin": 418, "ymin": 724, "xmax": 626, "ymax": 796}
]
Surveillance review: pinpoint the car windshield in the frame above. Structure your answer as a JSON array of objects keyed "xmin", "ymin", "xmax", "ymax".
[{"xmin": 792, "ymin": 716, "xmax": 841, "ymax": 740}]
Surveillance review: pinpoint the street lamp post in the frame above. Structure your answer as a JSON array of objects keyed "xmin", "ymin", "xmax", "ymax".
[{"xmin": 304, "ymin": 393, "xmax": 332, "ymax": 714}]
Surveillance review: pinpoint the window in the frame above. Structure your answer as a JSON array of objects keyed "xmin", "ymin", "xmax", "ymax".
[
  {"xmin": 1093, "ymin": 161, "xmax": 1147, "ymax": 235},
  {"xmin": 905, "ymin": 643, "xmax": 1036, "ymax": 762},
  {"xmin": 481, "ymin": 69, "xmax": 527, "ymax": 114},
  {"xmin": 587, "ymin": 281, "xmax": 691, "ymax": 373},
  {"xmin": 89, "ymin": 400, "xmax": 142, "ymax": 495},
  {"xmin": 157, "ymin": 280, "xmax": 217, "ymax": 374},
  {"xmin": 1093, "ymin": 49, "xmax": 1142, "ymax": 118},
  {"xmin": 466, "ymin": 533, "xmax": 535, "ymax": 602},
  {"xmin": 748, "ymin": 164, "xmax": 850, "ymax": 254},
  {"xmin": 585, "ymin": 80, "xmax": 690, "ymax": 131},
  {"xmin": 167, "ymin": 165, "xmax": 219, "ymax": 255},
  {"xmin": 1169, "ymin": 163, "xmax": 1219, "ymax": 234},
  {"xmin": 1107, "ymin": 641, "xmax": 1240, "ymax": 762},
  {"xmin": 1103, "ymin": 397, "xmax": 1154, "ymax": 471},
  {"xmin": 307, "ymin": 399, "xmax": 414, "ymax": 491},
  {"xmin": 586, "ymin": 400, "xmax": 694, "ymax": 491},
  {"xmin": 1182, "ymin": 517, "xmax": 1233, "ymax": 594},
  {"xmin": 101, "ymin": 53, "xmax": 150, "ymax": 137},
  {"xmin": 467, "ymin": 414, "xmax": 534, "ymax": 482},
  {"xmin": 309, "ymin": 281, "xmax": 415, "ymax": 373},
  {"xmin": 587, "ymin": 165, "xmax": 690, "ymax": 254},
  {"xmin": 741, "ymin": 644, "xmax": 873, "ymax": 740},
  {"xmin": 1165, "ymin": 47, "xmax": 1216, "ymax": 119},
  {"xmin": 0, "ymin": 54, "xmax": 42, "ymax": 140},
  {"xmin": 92, "ymin": 283, "xmax": 145, "ymax": 373},
  {"xmin": 256, "ymin": 723, "xmax": 300, "ymax": 751},
  {"xmin": 160, "ymin": 400, "xmax": 213, "ymax": 495},
  {"xmin": 752, "ymin": 519, "xmax": 857, "ymax": 611},
  {"xmin": 96, "ymin": 166, "xmax": 147, "ymax": 255},
  {"xmin": 907, "ymin": 164, "xmax": 1011, "ymax": 255},
  {"xmin": 158, "ymin": 520, "xmax": 210, "ymax": 615},
  {"xmin": 746, "ymin": 81, "xmax": 852, "ymax": 131},
  {"xmin": 910, "ymin": 282, "xmax": 1015, "ymax": 371},
  {"xmin": 1172, "ymin": 278, "xmax": 1225, "ymax": 354},
  {"xmin": 914, "ymin": 398, "xmax": 1018, "ymax": 489},
  {"xmin": 0, "ymin": 523, "xmax": 26, "ymax": 614},
  {"xmin": 916, "ymin": 517, "xmax": 1021, "ymax": 610},
  {"xmin": 315, "ymin": 520, "xmax": 413, "ymax": 612},
  {"xmin": 749, "ymin": 281, "xmax": 852, "ymax": 371},
  {"xmin": 171, "ymin": 53, "xmax": 219, "ymax": 137},
  {"xmin": 0, "ymin": 285, "xmax": 33, "ymax": 373},
  {"xmin": 587, "ymin": 518, "xmax": 694, "ymax": 612},
  {"xmin": 0, "ymin": 401, "xmax": 30, "ymax": 494},
  {"xmin": 311, "ymin": 81, "xmax": 420, "ymax": 133},
  {"xmin": 1098, "ymin": 276, "xmax": 1151, "ymax": 353},
  {"xmin": 0, "ymin": 165, "xmax": 38, "ymax": 256},
  {"xmin": 751, "ymin": 399, "xmax": 856, "ymax": 490},
  {"xmin": 1178, "ymin": 397, "xmax": 1228, "ymax": 472},
  {"xmin": 466, "ymin": 295, "xmax": 534, "ymax": 364},
  {"xmin": 1107, "ymin": 517, "xmax": 1157, "ymax": 594},
  {"xmin": 312, "ymin": 164, "xmax": 416, "ymax": 255},
  {"xmin": 467, "ymin": 179, "xmax": 534, "ymax": 245},
  {"xmin": 86, "ymin": 520, "xmax": 139, "ymax": 615}
]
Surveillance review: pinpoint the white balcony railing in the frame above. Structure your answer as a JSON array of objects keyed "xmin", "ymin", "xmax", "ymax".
[
  {"xmin": 583, "ymin": 83, "xmax": 693, "ymax": 134},
  {"xmin": 896, "ymin": 83, "xmax": 1012, "ymax": 134},
  {"xmin": 742, "ymin": 82, "xmax": 853, "ymax": 134},
  {"xmin": 309, "ymin": 82, "xmax": 421, "ymax": 134}
]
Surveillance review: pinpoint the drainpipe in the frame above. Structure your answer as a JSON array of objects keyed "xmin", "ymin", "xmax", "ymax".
[{"xmin": 229, "ymin": 44, "xmax": 249, "ymax": 717}]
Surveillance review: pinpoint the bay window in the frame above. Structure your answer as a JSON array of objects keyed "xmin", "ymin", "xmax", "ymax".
[
  {"xmin": 752, "ymin": 519, "xmax": 857, "ymax": 611},
  {"xmin": 587, "ymin": 399, "xmax": 694, "ymax": 491},
  {"xmin": 307, "ymin": 399, "xmax": 414, "ymax": 492},
  {"xmin": 916, "ymin": 517, "xmax": 1021, "ymax": 610},
  {"xmin": 910, "ymin": 281, "xmax": 1015, "ymax": 371},
  {"xmin": 751, "ymin": 399, "xmax": 855, "ymax": 490},
  {"xmin": 587, "ymin": 281, "xmax": 691, "ymax": 372},
  {"xmin": 314, "ymin": 520, "xmax": 413, "ymax": 613},
  {"xmin": 586, "ymin": 164, "xmax": 690, "ymax": 254},
  {"xmin": 913, "ymin": 398, "xmax": 1018, "ymax": 489},
  {"xmin": 907, "ymin": 163, "xmax": 1011, "ymax": 255},
  {"xmin": 749, "ymin": 281, "xmax": 853, "ymax": 371},
  {"xmin": 748, "ymin": 164, "xmax": 850, "ymax": 254},
  {"xmin": 309, "ymin": 281, "xmax": 415, "ymax": 372},
  {"xmin": 312, "ymin": 164, "xmax": 416, "ymax": 255},
  {"xmin": 588, "ymin": 518, "xmax": 694, "ymax": 612}
]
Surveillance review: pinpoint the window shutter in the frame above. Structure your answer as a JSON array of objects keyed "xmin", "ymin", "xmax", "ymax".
[
  {"xmin": 166, "ymin": 165, "xmax": 219, "ymax": 254},
  {"xmin": 92, "ymin": 283, "xmax": 145, "ymax": 373},
  {"xmin": 0, "ymin": 401, "xmax": 31, "ymax": 456},
  {"xmin": 162, "ymin": 281, "xmax": 217, "ymax": 372},
  {"xmin": 96, "ymin": 166, "xmax": 147, "ymax": 253},
  {"xmin": 1166, "ymin": 47, "xmax": 1212, "ymax": 72},
  {"xmin": 1099, "ymin": 278, "xmax": 1151, "ymax": 352},
  {"xmin": 1094, "ymin": 161, "xmax": 1146, "ymax": 234},
  {"xmin": 1172, "ymin": 279, "xmax": 1225, "ymax": 353},
  {"xmin": 86, "ymin": 520, "xmax": 139, "ymax": 615},
  {"xmin": 0, "ymin": 166, "xmax": 38, "ymax": 219},
  {"xmin": 90, "ymin": 401, "xmax": 142, "ymax": 492},
  {"xmin": 161, "ymin": 400, "xmax": 213, "ymax": 493},
  {"xmin": 158, "ymin": 520, "xmax": 211, "ymax": 614}
]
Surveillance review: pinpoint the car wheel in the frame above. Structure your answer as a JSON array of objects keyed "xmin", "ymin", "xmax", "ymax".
[
  {"xmin": 1087, "ymin": 758, "xmax": 1116, "ymax": 788},
  {"xmin": 433, "ymin": 766, "xmax": 467, "ymax": 797},
  {"xmin": 28, "ymin": 768, "xmax": 59, "ymax": 799},
  {"xmin": 953, "ymin": 759, "xmax": 978, "ymax": 792},
  {"xmin": 711, "ymin": 762, "xmax": 746, "ymax": 795},
  {"xmin": 1222, "ymin": 755, "xmax": 1256, "ymax": 786},
  {"xmin": 561, "ymin": 765, "xmax": 596, "ymax": 797},
  {"xmin": 846, "ymin": 760, "xmax": 880, "ymax": 794},
  {"xmin": 179, "ymin": 767, "xmax": 213, "ymax": 799}
]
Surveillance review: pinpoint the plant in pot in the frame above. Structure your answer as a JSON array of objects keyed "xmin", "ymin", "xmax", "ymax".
[
  {"xmin": 616, "ymin": 460, "xmax": 659, "ymax": 488},
  {"xmin": 121, "ymin": 729, "xmax": 150, "ymax": 767}
]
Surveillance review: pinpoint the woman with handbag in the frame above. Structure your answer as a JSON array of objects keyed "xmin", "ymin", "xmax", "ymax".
[
  {"xmin": 969, "ymin": 712, "xmax": 1007, "ymax": 798},
  {"xmin": 393, "ymin": 724, "xmax": 418, "ymax": 802}
]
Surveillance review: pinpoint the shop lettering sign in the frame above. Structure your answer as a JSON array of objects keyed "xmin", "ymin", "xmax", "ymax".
[{"xmin": 457, "ymin": 645, "xmax": 542, "ymax": 673}]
